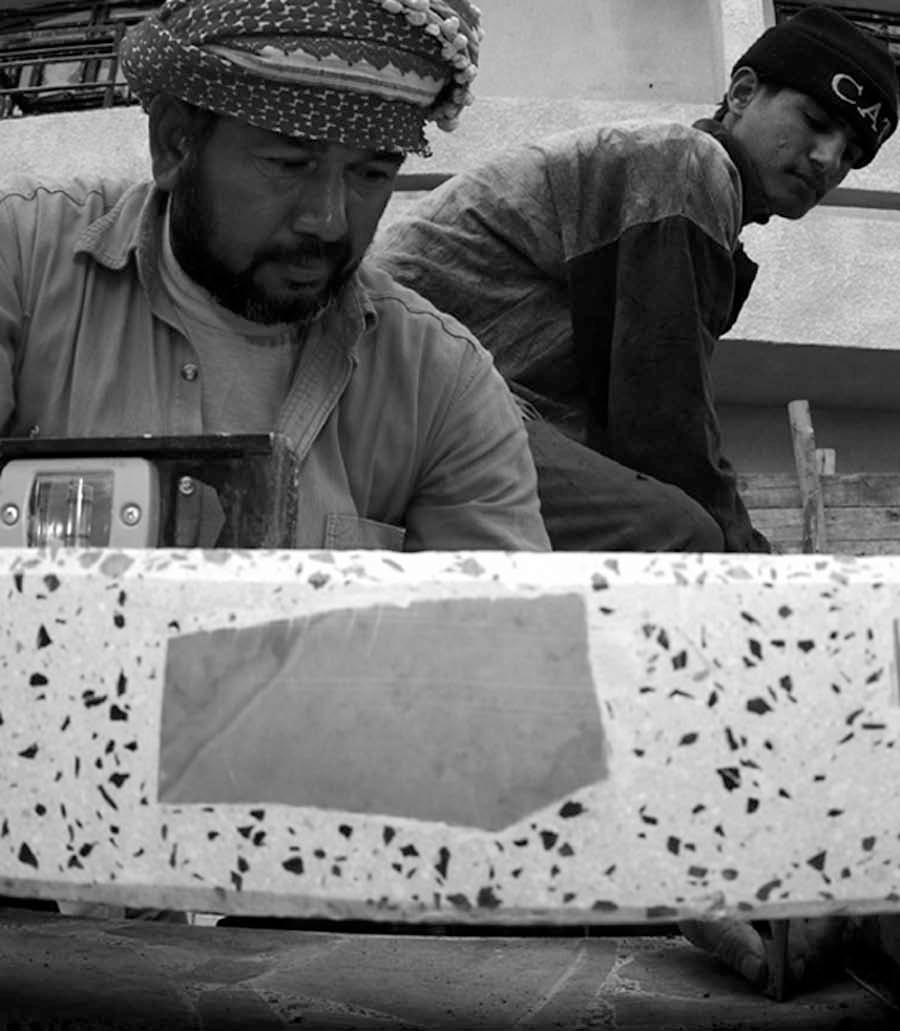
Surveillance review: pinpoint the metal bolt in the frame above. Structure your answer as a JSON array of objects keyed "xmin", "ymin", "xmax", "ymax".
[
  {"xmin": 177, "ymin": 476, "xmax": 196, "ymax": 497},
  {"xmin": 1, "ymin": 503, "xmax": 19, "ymax": 526},
  {"xmin": 120, "ymin": 503, "xmax": 142, "ymax": 526}
]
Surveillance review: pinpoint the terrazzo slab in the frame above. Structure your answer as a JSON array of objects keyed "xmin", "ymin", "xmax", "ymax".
[{"xmin": 0, "ymin": 548, "xmax": 898, "ymax": 925}]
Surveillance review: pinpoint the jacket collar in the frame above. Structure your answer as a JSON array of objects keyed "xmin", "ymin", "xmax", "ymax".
[
  {"xmin": 693, "ymin": 118, "xmax": 771, "ymax": 226},
  {"xmin": 73, "ymin": 179, "xmax": 159, "ymax": 273},
  {"xmin": 74, "ymin": 179, "xmax": 378, "ymax": 339}
]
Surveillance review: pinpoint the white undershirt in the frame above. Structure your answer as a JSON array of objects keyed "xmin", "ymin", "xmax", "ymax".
[{"xmin": 159, "ymin": 205, "xmax": 299, "ymax": 434}]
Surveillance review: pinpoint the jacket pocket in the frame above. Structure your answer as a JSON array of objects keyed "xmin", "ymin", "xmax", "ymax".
[{"xmin": 324, "ymin": 513, "xmax": 406, "ymax": 551}]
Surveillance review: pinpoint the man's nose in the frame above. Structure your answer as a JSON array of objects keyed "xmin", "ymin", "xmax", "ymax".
[{"xmin": 290, "ymin": 168, "xmax": 348, "ymax": 241}]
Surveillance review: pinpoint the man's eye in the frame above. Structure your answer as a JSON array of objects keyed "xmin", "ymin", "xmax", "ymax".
[
  {"xmin": 353, "ymin": 165, "xmax": 396, "ymax": 184},
  {"xmin": 263, "ymin": 157, "xmax": 313, "ymax": 174}
]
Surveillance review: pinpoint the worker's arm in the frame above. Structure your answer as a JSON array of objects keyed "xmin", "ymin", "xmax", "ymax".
[
  {"xmin": 564, "ymin": 133, "xmax": 770, "ymax": 553},
  {"xmin": 405, "ymin": 336, "xmax": 551, "ymax": 552}
]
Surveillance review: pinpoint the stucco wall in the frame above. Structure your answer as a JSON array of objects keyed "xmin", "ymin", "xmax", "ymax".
[
  {"xmin": 729, "ymin": 208, "xmax": 900, "ymax": 352},
  {"xmin": 475, "ymin": 0, "xmax": 722, "ymax": 103},
  {"xmin": 719, "ymin": 404, "xmax": 900, "ymax": 475},
  {"xmin": 718, "ymin": 0, "xmax": 770, "ymax": 73}
]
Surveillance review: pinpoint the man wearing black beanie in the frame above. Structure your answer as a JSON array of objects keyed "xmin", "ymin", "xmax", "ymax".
[
  {"xmin": 374, "ymin": 5, "xmax": 898, "ymax": 557},
  {"xmin": 373, "ymin": 3, "xmax": 900, "ymax": 996},
  {"xmin": 730, "ymin": 4, "xmax": 896, "ymax": 175}
]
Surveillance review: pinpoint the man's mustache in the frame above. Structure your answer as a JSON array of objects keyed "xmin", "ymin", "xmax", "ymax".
[{"xmin": 259, "ymin": 236, "xmax": 350, "ymax": 266}]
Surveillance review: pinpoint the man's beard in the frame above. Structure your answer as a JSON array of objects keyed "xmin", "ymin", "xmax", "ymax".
[{"xmin": 168, "ymin": 158, "xmax": 356, "ymax": 325}]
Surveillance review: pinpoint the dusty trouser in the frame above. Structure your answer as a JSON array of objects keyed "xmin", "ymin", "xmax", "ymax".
[
  {"xmin": 526, "ymin": 418, "xmax": 725, "ymax": 552},
  {"xmin": 681, "ymin": 915, "xmax": 900, "ymax": 998}
]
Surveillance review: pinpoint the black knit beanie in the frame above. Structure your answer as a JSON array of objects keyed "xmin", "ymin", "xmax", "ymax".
[{"xmin": 734, "ymin": 4, "xmax": 898, "ymax": 166}]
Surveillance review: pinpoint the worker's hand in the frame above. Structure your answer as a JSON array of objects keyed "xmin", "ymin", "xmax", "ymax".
[{"xmin": 679, "ymin": 917, "xmax": 847, "ymax": 998}]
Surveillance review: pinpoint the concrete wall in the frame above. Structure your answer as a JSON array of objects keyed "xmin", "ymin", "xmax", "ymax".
[
  {"xmin": 720, "ymin": 404, "xmax": 900, "ymax": 475},
  {"xmin": 729, "ymin": 206, "xmax": 900, "ymax": 352},
  {"xmin": 475, "ymin": 0, "xmax": 722, "ymax": 103}
]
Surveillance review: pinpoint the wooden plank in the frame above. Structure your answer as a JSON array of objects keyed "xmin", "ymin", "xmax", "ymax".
[
  {"xmin": 745, "ymin": 534, "xmax": 900, "ymax": 557},
  {"xmin": 1, "ymin": 548, "xmax": 899, "ymax": 926},
  {"xmin": 391, "ymin": 178, "xmax": 900, "ymax": 214},
  {"xmin": 395, "ymin": 171, "xmax": 453, "ymax": 192},
  {"xmin": 817, "ymin": 508, "xmax": 900, "ymax": 543},
  {"xmin": 788, "ymin": 400, "xmax": 828, "ymax": 553},
  {"xmin": 821, "ymin": 186, "xmax": 900, "ymax": 212},
  {"xmin": 739, "ymin": 473, "xmax": 900, "ymax": 510},
  {"xmin": 816, "ymin": 449, "xmax": 836, "ymax": 476},
  {"xmin": 749, "ymin": 506, "xmax": 900, "ymax": 546},
  {"xmin": 0, "ymin": 909, "xmax": 893, "ymax": 1030},
  {"xmin": 834, "ymin": 539, "xmax": 900, "ymax": 557}
]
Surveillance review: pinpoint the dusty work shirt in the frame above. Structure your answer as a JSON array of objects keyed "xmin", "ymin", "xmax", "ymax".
[
  {"xmin": 0, "ymin": 176, "xmax": 549, "ymax": 552},
  {"xmin": 373, "ymin": 121, "xmax": 771, "ymax": 552}
]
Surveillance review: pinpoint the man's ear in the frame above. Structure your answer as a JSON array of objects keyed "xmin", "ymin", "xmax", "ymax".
[
  {"xmin": 147, "ymin": 95, "xmax": 200, "ymax": 191},
  {"xmin": 725, "ymin": 66, "xmax": 763, "ymax": 119}
]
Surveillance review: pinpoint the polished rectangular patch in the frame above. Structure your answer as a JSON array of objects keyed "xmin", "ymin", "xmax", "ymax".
[{"xmin": 159, "ymin": 594, "xmax": 605, "ymax": 830}]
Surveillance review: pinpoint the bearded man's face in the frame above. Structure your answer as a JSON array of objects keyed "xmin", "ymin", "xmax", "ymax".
[{"xmin": 169, "ymin": 116, "xmax": 402, "ymax": 324}]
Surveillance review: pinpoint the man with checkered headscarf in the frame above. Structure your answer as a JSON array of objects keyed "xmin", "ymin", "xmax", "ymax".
[{"xmin": 0, "ymin": 0, "xmax": 549, "ymax": 553}]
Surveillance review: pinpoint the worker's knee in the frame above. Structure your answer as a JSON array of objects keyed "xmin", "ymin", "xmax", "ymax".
[
  {"xmin": 647, "ymin": 478, "xmax": 724, "ymax": 552},
  {"xmin": 525, "ymin": 419, "xmax": 725, "ymax": 552}
]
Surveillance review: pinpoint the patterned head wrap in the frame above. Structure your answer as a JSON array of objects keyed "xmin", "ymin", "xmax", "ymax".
[{"xmin": 121, "ymin": 0, "xmax": 483, "ymax": 155}]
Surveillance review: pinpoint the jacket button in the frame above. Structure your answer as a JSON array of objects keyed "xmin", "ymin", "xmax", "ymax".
[{"xmin": 181, "ymin": 362, "xmax": 199, "ymax": 382}]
